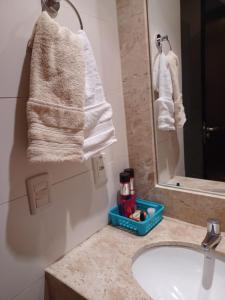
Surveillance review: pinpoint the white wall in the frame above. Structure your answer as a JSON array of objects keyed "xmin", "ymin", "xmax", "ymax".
[
  {"xmin": 0, "ymin": 1, "xmax": 129, "ymax": 299},
  {"xmin": 148, "ymin": 0, "xmax": 185, "ymax": 183}
]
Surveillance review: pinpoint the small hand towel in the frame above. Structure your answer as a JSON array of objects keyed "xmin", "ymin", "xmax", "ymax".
[
  {"xmin": 167, "ymin": 51, "xmax": 186, "ymax": 128},
  {"xmin": 78, "ymin": 30, "xmax": 117, "ymax": 160},
  {"xmin": 27, "ymin": 12, "xmax": 85, "ymax": 162},
  {"xmin": 153, "ymin": 53, "xmax": 175, "ymax": 131}
]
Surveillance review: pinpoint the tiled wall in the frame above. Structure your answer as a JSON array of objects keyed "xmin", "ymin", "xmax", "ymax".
[{"xmin": 0, "ymin": 1, "xmax": 128, "ymax": 299}]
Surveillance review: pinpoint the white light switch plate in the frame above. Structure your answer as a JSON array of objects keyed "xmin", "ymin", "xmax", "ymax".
[
  {"xmin": 92, "ymin": 153, "xmax": 107, "ymax": 187},
  {"xmin": 26, "ymin": 173, "xmax": 51, "ymax": 215}
]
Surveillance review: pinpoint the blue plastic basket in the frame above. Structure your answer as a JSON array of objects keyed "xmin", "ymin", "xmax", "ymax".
[{"xmin": 108, "ymin": 198, "xmax": 165, "ymax": 236}]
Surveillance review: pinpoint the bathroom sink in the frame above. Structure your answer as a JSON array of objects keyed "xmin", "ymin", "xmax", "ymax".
[{"xmin": 132, "ymin": 245, "xmax": 225, "ymax": 300}]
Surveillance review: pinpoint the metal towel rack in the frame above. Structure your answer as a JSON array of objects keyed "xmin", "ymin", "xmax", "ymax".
[
  {"xmin": 42, "ymin": 0, "xmax": 83, "ymax": 29},
  {"xmin": 155, "ymin": 34, "xmax": 172, "ymax": 52}
]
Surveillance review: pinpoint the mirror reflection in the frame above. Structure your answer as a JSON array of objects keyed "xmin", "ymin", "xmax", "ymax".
[{"xmin": 148, "ymin": 0, "xmax": 225, "ymax": 195}]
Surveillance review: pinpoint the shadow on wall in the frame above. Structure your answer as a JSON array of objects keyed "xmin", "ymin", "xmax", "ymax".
[
  {"xmin": 152, "ymin": 88, "xmax": 182, "ymax": 183},
  {"xmin": 5, "ymin": 47, "xmax": 108, "ymax": 261},
  {"xmin": 156, "ymin": 130, "xmax": 180, "ymax": 183}
]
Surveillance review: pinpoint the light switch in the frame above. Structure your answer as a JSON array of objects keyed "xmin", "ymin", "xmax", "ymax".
[
  {"xmin": 92, "ymin": 153, "xmax": 107, "ymax": 187},
  {"xmin": 26, "ymin": 173, "xmax": 51, "ymax": 215}
]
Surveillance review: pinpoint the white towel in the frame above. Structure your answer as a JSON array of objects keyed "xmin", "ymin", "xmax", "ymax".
[
  {"xmin": 78, "ymin": 30, "xmax": 117, "ymax": 159},
  {"xmin": 167, "ymin": 51, "xmax": 186, "ymax": 128},
  {"xmin": 153, "ymin": 53, "xmax": 175, "ymax": 131}
]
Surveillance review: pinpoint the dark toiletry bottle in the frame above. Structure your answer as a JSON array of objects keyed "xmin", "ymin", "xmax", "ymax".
[
  {"xmin": 119, "ymin": 172, "xmax": 135, "ymax": 217},
  {"xmin": 124, "ymin": 168, "xmax": 136, "ymax": 210}
]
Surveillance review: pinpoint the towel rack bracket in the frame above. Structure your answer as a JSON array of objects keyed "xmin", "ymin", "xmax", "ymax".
[
  {"xmin": 41, "ymin": 0, "xmax": 83, "ymax": 29},
  {"xmin": 42, "ymin": 0, "xmax": 60, "ymax": 17},
  {"xmin": 155, "ymin": 34, "xmax": 172, "ymax": 52}
]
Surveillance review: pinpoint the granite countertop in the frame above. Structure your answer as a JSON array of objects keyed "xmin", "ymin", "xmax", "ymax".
[{"xmin": 46, "ymin": 217, "xmax": 225, "ymax": 300}]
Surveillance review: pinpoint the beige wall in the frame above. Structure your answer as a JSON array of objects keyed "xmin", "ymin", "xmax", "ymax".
[
  {"xmin": 148, "ymin": 0, "xmax": 185, "ymax": 183},
  {"xmin": 0, "ymin": 1, "xmax": 128, "ymax": 299}
]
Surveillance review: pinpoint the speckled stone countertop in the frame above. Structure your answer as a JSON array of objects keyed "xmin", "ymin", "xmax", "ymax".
[{"xmin": 46, "ymin": 217, "xmax": 225, "ymax": 300}]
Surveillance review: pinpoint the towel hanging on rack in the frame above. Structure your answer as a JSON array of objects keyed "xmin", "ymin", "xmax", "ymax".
[
  {"xmin": 153, "ymin": 52, "xmax": 175, "ymax": 131},
  {"xmin": 167, "ymin": 51, "xmax": 186, "ymax": 128},
  {"xmin": 154, "ymin": 33, "xmax": 186, "ymax": 129},
  {"xmin": 78, "ymin": 30, "xmax": 117, "ymax": 159},
  {"xmin": 27, "ymin": 12, "xmax": 86, "ymax": 162}
]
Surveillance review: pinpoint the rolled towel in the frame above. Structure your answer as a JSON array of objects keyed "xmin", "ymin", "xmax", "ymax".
[
  {"xmin": 78, "ymin": 30, "xmax": 117, "ymax": 160},
  {"xmin": 27, "ymin": 12, "xmax": 85, "ymax": 162},
  {"xmin": 167, "ymin": 50, "xmax": 186, "ymax": 128}
]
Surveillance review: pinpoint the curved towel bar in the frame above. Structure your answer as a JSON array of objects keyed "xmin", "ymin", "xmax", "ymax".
[{"xmin": 42, "ymin": 0, "xmax": 83, "ymax": 30}]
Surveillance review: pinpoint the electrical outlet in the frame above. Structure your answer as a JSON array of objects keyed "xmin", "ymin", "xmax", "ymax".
[
  {"xmin": 26, "ymin": 173, "xmax": 51, "ymax": 215},
  {"xmin": 92, "ymin": 153, "xmax": 107, "ymax": 187}
]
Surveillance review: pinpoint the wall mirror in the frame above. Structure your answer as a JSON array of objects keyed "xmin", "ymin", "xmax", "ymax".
[{"xmin": 147, "ymin": 0, "xmax": 225, "ymax": 196}]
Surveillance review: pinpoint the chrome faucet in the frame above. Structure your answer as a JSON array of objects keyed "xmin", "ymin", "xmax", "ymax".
[{"xmin": 201, "ymin": 219, "xmax": 221, "ymax": 250}]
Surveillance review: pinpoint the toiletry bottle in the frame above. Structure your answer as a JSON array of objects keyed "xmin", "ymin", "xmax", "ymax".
[
  {"xmin": 119, "ymin": 172, "xmax": 135, "ymax": 217},
  {"xmin": 124, "ymin": 168, "xmax": 136, "ymax": 210}
]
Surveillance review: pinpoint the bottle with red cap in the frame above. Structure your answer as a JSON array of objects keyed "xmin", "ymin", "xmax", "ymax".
[
  {"xmin": 124, "ymin": 168, "xmax": 136, "ymax": 211},
  {"xmin": 118, "ymin": 172, "xmax": 135, "ymax": 217}
]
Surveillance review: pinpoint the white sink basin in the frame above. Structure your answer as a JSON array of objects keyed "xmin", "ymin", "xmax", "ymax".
[{"xmin": 132, "ymin": 245, "xmax": 225, "ymax": 300}]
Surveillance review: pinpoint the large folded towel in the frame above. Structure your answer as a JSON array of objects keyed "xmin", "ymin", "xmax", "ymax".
[
  {"xmin": 167, "ymin": 51, "xmax": 186, "ymax": 128},
  {"xmin": 153, "ymin": 53, "xmax": 175, "ymax": 131},
  {"xmin": 27, "ymin": 12, "xmax": 85, "ymax": 162},
  {"xmin": 78, "ymin": 30, "xmax": 117, "ymax": 160}
]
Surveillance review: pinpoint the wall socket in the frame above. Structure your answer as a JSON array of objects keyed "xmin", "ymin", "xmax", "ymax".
[
  {"xmin": 26, "ymin": 173, "xmax": 51, "ymax": 215},
  {"xmin": 92, "ymin": 153, "xmax": 107, "ymax": 187}
]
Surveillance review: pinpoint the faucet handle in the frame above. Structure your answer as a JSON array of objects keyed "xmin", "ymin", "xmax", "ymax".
[{"xmin": 207, "ymin": 218, "xmax": 220, "ymax": 235}]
